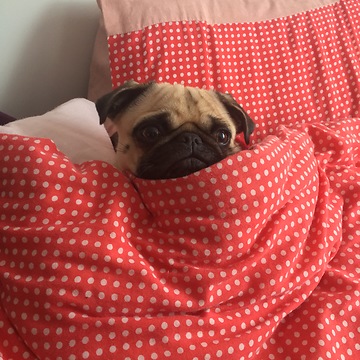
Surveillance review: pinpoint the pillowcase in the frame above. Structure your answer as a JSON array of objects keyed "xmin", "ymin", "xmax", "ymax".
[
  {"xmin": 88, "ymin": 0, "xmax": 360, "ymax": 144},
  {"xmin": 0, "ymin": 98, "xmax": 115, "ymax": 165},
  {"xmin": 87, "ymin": 0, "xmax": 339, "ymax": 102}
]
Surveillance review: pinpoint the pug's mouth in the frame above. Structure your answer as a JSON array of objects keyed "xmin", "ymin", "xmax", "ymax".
[
  {"xmin": 136, "ymin": 133, "xmax": 227, "ymax": 179},
  {"xmin": 164, "ymin": 157, "xmax": 208, "ymax": 178},
  {"xmin": 137, "ymin": 155, "xmax": 214, "ymax": 180}
]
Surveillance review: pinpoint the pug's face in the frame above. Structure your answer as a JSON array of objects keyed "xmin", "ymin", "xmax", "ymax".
[{"xmin": 96, "ymin": 81, "xmax": 255, "ymax": 179}]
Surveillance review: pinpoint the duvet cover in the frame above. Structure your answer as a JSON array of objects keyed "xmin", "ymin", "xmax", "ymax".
[{"xmin": 1, "ymin": 117, "xmax": 359, "ymax": 359}]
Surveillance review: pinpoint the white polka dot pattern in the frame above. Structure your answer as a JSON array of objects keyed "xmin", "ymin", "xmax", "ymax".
[
  {"xmin": 1, "ymin": 118, "xmax": 360, "ymax": 359},
  {"xmin": 107, "ymin": 0, "xmax": 360, "ymax": 143}
]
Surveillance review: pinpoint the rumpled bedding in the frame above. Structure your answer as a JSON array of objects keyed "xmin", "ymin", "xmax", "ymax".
[{"xmin": 1, "ymin": 118, "xmax": 359, "ymax": 359}]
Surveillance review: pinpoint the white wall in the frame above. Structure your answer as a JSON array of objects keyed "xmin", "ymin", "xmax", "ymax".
[{"xmin": 0, "ymin": 0, "xmax": 100, "ymax": 119}]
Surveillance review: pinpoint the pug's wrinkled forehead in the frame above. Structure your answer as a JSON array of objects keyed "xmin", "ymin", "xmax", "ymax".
[{"xmin": 119, "ymin": 83, "xmax": 237, "ymax": 134}]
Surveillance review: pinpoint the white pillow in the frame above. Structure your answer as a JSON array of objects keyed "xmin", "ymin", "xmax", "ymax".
[{"xmin": 0, "ymin": 98, "xmax": 116, "ymax": 165}]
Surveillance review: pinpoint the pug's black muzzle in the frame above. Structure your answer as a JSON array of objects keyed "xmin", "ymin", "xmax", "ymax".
[{"xmin": 137, "ymin": 131, "xmax": 226, "ymax": 179}]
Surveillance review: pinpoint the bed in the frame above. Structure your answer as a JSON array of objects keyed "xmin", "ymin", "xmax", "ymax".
[{"xmin": 1, "ymin": 0, "xmax": 359, "ymax": 359}]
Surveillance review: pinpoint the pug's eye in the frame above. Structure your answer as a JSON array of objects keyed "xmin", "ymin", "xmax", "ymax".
[
  {"xmin": 140, "ymin": 126, "xmax": 161, "ymax": 141},
  {"xmin": 215, "ymin": 129, "xmax": 231, "ymax": 145}
]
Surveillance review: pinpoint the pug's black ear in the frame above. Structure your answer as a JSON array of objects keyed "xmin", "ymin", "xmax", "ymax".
[
  {"xmin": 216, "ymin": 92, "xmax": 255, "ymax": 145},
  {"xmin": 96, "ymin": 80, "xmax": 154, "ymax": 124}
]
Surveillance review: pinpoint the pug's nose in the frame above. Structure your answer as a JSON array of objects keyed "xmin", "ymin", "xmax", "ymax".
[{"xmin": 179, "ymin": 132, "xmax": 203, "ymax": 146}]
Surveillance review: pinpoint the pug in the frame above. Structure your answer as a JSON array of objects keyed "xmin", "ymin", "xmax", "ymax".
[{"xmin": 96, "ymin": 81, "xmax": 255, "ymax": 179}]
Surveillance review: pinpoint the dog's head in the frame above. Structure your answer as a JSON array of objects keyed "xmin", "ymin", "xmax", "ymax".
[{"xmin": 96, "ymin": 81, "xmax": 255, "ymax": 179}]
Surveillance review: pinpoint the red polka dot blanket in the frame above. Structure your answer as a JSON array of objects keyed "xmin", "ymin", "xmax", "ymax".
[{"xmin": 1, "ymin": 118, "xmax": 360, "ymax": 359}]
